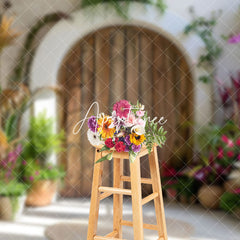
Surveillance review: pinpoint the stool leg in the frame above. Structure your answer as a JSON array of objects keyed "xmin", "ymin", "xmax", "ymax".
[
  {"xmin": 87, "ymin": 150, "xmax": 104, "ymax": 240},
  {"xmin": 130, "ymin": 156, "xmax": 144, "ymax": 240},
  {"xmin": 149, "ymin": 146, "xmax": 168, "ymax": 240},
  {"xmin": 113, "ymin": 158, "xmax": 123, "ymax": 238}
]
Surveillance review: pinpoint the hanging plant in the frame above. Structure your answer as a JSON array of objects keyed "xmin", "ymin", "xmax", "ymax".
[
  {"xmin": 81, "ymin": 0, "xmax": 167, "ymax": 18},
  {"xmin": 184, "ymin": 8, "xmax": 222, "ymax": 83},
  {"xmin": 9, "ymin": 12, "xmax": 69, "ymax": 85}
]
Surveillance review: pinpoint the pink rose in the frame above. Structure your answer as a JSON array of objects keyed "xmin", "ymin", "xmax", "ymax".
[{"xmin": 136, "ymin": 111, "xmax": 145, "ymax": 117}]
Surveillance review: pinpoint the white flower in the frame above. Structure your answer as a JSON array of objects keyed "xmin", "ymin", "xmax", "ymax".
[
  {"xmin": 87, "ymin": 129, "xmax": 103, "ymax": 146},
  {"xmin": 131, "ymin": 125, "xmax": 145, "ymax": 135}
]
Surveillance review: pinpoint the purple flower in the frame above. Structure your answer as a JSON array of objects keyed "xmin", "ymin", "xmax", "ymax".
[
  {"xmin": 132, "ymin": 144, "xmax": 141, "ymax": 153},
  {"xmin": 228, "ymin": 33, "xmax": 240, "ymax": 44},
  {"xmin": 88, "ymin": 116, "xmax": 98, "ymax": 132},
  {"xmin": 29, "ymin": 176, "xmax": 34, "ymax": 181},
  {"xmin": 35, "ymin": 171, "xmax": 40, "ymax": 176},
  {"xmin": 22, "ymin": 160, "xmax": 27, "ymax": 165},
  {"xmin": 124, "ymin": 145, "xmax": 130, "ymax": 152},
  {"xmin": 15, "ymin": 144, "xmax": 22, "ymax": 155},
  {"xmin": 125, "ymin": 135, "xmax": 131, "ymax": 146},
  {"xmin": 194, "ymin": 166, "xmax": 211, "ymax": 182}
]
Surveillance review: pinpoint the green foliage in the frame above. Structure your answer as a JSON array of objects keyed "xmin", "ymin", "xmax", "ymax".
[
  {"xmin": 196, "ymin": 121, "xmax": 238, "ymax": 155},
  {"xmin": 96, "ymin": 152, "xmax": 113, "ymax": 163},
  {"xmin": 21, "ymin": 112, "xmax": 64, "ymax": 165},
  {"xmin": 220, "ymin": 192, "xmax": 240, "ymax": 213},
  {"xmin": 0, "ymin": 181, "xmax": 26, "ymax": 197},
  {"xmin": 23, "ymin": 161, "xmax": 65, "ymax": 182},
  {"xmin": 145, "ymin": 120, "xmax": 167, "ymax": 154},
  {"xmin": 184, "ymin": 8, "xmax": 222, "ymax": 83},
  {"xmin": 81, "ymin": 0, "xmax": 167, "ymax": 19}
]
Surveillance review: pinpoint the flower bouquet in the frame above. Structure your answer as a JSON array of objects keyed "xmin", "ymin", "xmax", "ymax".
[{"xmin": 87, "ymin": 100, "xmax": 167, "ymax": 163}]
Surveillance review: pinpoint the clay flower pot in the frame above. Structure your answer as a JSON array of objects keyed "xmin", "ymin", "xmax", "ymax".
[
  {"xmin": 25, "ymin": 179, "xmax": 58, "ymax": 207},
  {"xmin": 224, "ymin": 180, "xmax": 240, "ymax": 193},
  {"xmin": 0, "ymin": 195, "xmax": 26, "ymax": 220},
  {"xmin": 198, "ymin": 185, "xmax": 224, "ymax": 209}
]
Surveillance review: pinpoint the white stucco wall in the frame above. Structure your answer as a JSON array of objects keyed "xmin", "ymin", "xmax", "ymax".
[{"xmin": 1, "ymin": 0, "xmax": 239, "ymax": 88}]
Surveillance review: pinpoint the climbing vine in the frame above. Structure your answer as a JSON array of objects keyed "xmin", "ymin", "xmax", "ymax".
[
  {"xmin": 184, "ymin": 8, "xmax": 223, "ymax": 83},
  {"xmin": 9, "ymin": 12, "xmax": 69, "ymax": 85},
  {"xmin": 81, "ymin": 0, "xmax": 167, "ymax": 18}
]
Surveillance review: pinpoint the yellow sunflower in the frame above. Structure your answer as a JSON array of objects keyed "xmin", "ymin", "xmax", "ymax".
[
  {"xmin": 130, "ymin": 132, "xmax": 146, "ymax": 146},
  {"xmin": 97, "ymin": 116, "xmax": 115, "ymax": 139}
]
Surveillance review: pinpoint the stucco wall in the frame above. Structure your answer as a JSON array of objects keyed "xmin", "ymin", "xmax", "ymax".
[{"xmin": 1, "ymin": 0, "xmax": 239, "ymax": 88}]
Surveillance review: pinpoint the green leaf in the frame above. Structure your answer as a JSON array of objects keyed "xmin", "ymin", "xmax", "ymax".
[
  {"xmin": 99, "ymin": 145, "xmax": 110, "ymax": 152},
  {"xmin": 95, "ymin": 153, "xmax": 113, "ymax": 164},
  {"xmin": 129, "ymin": 151, "xmax": 138, "ymax": 163}
]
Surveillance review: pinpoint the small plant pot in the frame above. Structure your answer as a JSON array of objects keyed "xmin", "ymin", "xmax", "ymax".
[
  {"xmin": 25, "ymin": 179, "xmax": 58, "ymax": 207},
  {"xmin": 224, "ymin": 180, "xmax": 240, "ymax": 193},
  {"xmin": 0, "ymin": 195, "xmax": 26, "ymax": 221},
  {"xmin": 179, "ymin": 195, "xmax": 196, "ymax": 205},
  {"xmin": 198, "ymin": 185, "xmax": 224, "ymax": 209}
]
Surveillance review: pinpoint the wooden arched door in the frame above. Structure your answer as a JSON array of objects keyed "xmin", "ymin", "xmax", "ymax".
[{"xmin": 58, "ymin": 25, "xmax": 193, "ymax": 197}]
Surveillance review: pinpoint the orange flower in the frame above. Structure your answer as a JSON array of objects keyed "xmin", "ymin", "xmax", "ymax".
[
  {"xmin": 0, "ymin": 129, "xmax": 8, "ymax": 149},
  {"xmin": 97, "ymin": 116, "xmax": 115, "ymax": 139},
  {"xmin": 0, "ymin": 15, "xmax": 20, "ymax": 52}
]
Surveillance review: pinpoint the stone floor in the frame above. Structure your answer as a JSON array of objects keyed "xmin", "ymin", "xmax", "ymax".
[{"xmin": 0, "ymin": 198, "xmax": 239, "ymax": 240}]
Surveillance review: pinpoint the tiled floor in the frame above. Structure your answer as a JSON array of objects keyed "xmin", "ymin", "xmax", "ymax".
[{"xmin": 0, "ymin": 198, "xmax": 239, "ymax": 240}]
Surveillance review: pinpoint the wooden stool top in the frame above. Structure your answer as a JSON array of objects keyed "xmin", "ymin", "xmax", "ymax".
[{"xmin": 94, "ymin": 144, "xmax": 157, "ymax": 160}]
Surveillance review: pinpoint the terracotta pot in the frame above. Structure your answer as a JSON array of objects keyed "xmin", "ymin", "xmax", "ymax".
[
  {"xmin": 25, "ymin": 180, "xmax": 58, "ymax": 207},
  {"xmin": 179, "ymin": 195, "xmax": 196, "ymax": 205},
  {"xmin": 198, "ymin": 185, "xmax": 224, "ymax": 209},
  {"xmin": 0, "ymin": 195, "xmax": 26, "ymax": 220},
  {"xmin": 224, "ymin": 180, "xmax": 240, "ymax": 193}
]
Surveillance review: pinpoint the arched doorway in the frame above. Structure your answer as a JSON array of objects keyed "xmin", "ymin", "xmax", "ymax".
[{"xmin": 58, "ymin": 25, "xmax": 193, "ymax": 197}]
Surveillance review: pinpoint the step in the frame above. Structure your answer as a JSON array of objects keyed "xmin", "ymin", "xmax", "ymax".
[
  {"xmin": 142, "ymin": 192, "xmax": 158, "ymax": 205},
  {"xmin": 121, "ymin": 220, "xmax": 158, "ymax": 231},
  {"xmin": 99, "ymin": 186, "xmax": 132, "ymax": 195},
  {"xmin": 120, "ymin": 176, "xmax": 152, "ymax": 184},
  {"xmin": 94, "ymin": 236, "xmax": 126, "ymax": 240}
]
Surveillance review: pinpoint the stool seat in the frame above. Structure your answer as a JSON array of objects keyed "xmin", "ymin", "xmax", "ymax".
[{"xmin": 87, "ymin": 145, "xmax": 168, "ymax": 240}]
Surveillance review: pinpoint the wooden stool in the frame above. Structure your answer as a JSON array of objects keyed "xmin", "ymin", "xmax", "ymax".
[{"xmin": 87, "ymin": 145, "xmax": 168, "ymax": 240}]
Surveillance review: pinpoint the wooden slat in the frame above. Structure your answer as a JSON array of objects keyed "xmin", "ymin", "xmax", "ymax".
[
  {"xmin": 94, "ymin": 236, "xmax": 126, "ymax": 240},
  {"xmin": 80, "ymin": 35, "xmax": 95, "ymax": 197},
  {"xmin": 149, "ymin": 146, "xmax": 168, "ymax": 239},
  {"xmin": 142, "ymin": 192, "xmax": 158, "ymax": 205},
  {"xmin": 99, "ymin": 186, "xmax": 132, "ymax": 195},
  {"xmin": 109, "ymin": 28, "xmax": 125, "ymax": 103},
  {"xmin": 130, "ymin": 157, "xmax": 144, "ymax": 239},
  {"xmin": 105, "ymin": 230, "xmax": 118, "ymax": 238},
  {"xmin": 113, "ymin": 158, "xmax": 124, "ymax": 238},
  {"xmin": 95, "ymin": 29, "xmax": 112, "ymax": 187},
  {"xmin": 87, "ymin": 150, "xmax": 104, "ymax": 240},
  {"xmin": 120, "ymin": 176, "xmax": 152, "ymax": 185},
  {"xmin": 99, "ymin": 192, "xmax": 112, "ymax": 201},
  {"xmin": 126, "ymin": 28, "xmax": 139, "ymax": 103},
  {"xmin": 121, "ymin": 220, "xmax": 158, "ymax": 231}
]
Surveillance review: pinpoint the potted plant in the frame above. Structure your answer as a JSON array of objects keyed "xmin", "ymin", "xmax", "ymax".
[
  {"xmin": 220, "ymin": 190, "xmax": 240, "ymax": 219},
  {"xmin": 21, "ymin": 112, "xmax": 65, "ymax": 207},
  {"xmin": 0, "ymin": 134, "xmax": 26, "ymax": 220},
  {"xmin": 221, "ymin": 161, "xmax": 240, "ymax": 218}
]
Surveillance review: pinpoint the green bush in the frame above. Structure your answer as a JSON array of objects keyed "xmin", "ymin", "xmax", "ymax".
[{"xmin": 220, "ymin": 192, "xmax": 240, "ymax": 213}]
